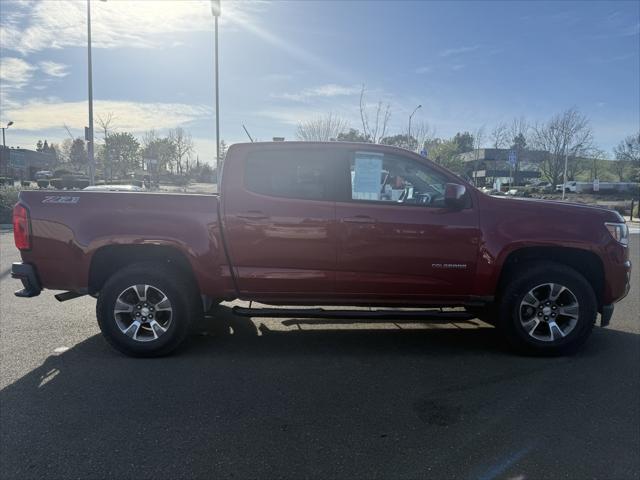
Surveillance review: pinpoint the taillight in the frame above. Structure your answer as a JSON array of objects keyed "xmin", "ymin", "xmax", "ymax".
[{"xmin": 13, "ymin": 203, "xmax": 31, "ymax": 250}]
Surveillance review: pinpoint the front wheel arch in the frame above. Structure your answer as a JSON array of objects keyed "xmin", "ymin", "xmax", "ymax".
[{"xmin": 495, "ymin": 246, "xmax": 605, "ymax": 310}]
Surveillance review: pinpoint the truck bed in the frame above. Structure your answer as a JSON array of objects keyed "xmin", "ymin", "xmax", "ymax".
[{"xmin": 17, "ymin": 191, "xmax": 231, "ymax": 295}]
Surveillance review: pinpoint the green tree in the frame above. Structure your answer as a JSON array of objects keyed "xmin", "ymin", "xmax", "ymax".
[
  {"xmin": 105, "ymin": 132, "xmax": 140, "ymax": 178},
  {"xmin": 428, "ymin": 139, "xmax": 464, "ymax": 173},
  {"xmin": 141, "ymin": 134, "xmax": 176, "ymax": 174},
  {"xmin": 36, "ymin": 140, "xmax": 43, "ymax": 152},
  {"xmin": 511, "ymin": 133, "xmax": 527, "ymax": 183},
  {"xmin": 69, "ymin": 138, "xmax": 88, "ymax": 172},
  {"xmin": 452, "ymin": 132, "xmax": 474, "ymax": 153},
  {"xmin": 380, "ymin": 134, "xmax": 415, "ymax": 149},
  {"xmin": 48, "ymin": 143, "xmax": 59, "ymax": 164},
  {"xmin": 337, "ymin": 128, "xmax": 371, "ymax": 143}
]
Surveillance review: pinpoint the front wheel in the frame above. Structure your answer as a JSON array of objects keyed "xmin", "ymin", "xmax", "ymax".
[
  {"xmin": 96, "ymin": 262, "xmax": 202, "ymax": 357},
  {"xmin": 497, "ymin": 261, "xmax": 597, "ymax": 355}
]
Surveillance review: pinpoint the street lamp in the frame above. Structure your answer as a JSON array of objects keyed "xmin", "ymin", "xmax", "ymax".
[
  {"xmin": 2, "ymin": 121, "xmax": 13, "ymax": 149},
  {"xmin": 408, "ymin": 104, "xmax": 421, "ymax": 151},
  {"xmin": 2, "ymin": 121, "xmax": 13, "ymax": 176},
  {"xmin": 211, "ymin": 0, "xmax": 221, "ymax": 179}
]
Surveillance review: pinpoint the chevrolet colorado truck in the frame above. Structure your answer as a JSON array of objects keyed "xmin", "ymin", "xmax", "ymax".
[{"xmin": 11, "ymin": 142, "xmax": 631, "ymax": 357}]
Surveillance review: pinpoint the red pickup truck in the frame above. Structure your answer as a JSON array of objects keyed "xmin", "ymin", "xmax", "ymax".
[{"xmin": 12, "ymin": 142, "xmax": 631, "ymax": 357}]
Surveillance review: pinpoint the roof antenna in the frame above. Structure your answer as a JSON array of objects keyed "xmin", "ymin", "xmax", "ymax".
[
  {"xmin": 63, "ymin": 124, "xmax": 75, "ymax": 140},
  {"xmin": 242, "ymin": 124, "xmax": 254, "ymax": 142}
]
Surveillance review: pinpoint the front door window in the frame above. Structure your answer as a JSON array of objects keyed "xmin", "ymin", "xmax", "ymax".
[{"xmin": 349, "ymin": 151, "xmax": 449, "ymax": 208}]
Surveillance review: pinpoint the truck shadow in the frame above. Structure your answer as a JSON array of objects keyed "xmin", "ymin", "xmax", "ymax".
[
  {"xmin": 2, "ymin": 305, "xmax": 639, "ymax": 479},
  {"xmin": 191, "ymin": 304, "xmax": 502, "ymax": 356}
]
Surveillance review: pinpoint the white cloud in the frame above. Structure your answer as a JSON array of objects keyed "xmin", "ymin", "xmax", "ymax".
[
  {"xmin": 439, "ymin": 45, "xmax": 481, "ymax": 57},
  {"xmin": 1, "ymin": 98, "xmax": 211, "ymax": 132},
  {"xmin": 38, "ymin": 61, "xmax": 69, "ymax": 78},
  {"xmin": 0, "ymin": 56, "xmax": 36, "ymax": 86},
  {"xmin": 0, "ymin": 0, "xmax": 264, "ymax": 54},
  {"xmin": 273, "ymin": 84, "xmax": 360, "ymax": 102}
]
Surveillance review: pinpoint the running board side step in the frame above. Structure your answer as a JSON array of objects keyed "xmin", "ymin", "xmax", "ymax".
[
  {"xmin": 232, "ymin": 306, "xmax": 475, "ymax": 322},
  {"xmin": 54, "ymin": 291, "xmax": 87, "ymax": 302}
]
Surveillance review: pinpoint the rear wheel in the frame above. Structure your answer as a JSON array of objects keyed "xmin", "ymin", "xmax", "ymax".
[
  {"xmin": 497, "ymin": 261, "xmax": 596, "ymax": 355},
  {"xmin": 96, "ymin": 262, "xmax": 202, "ymax": 357}
]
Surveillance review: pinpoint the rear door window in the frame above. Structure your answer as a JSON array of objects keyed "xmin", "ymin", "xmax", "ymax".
[{"xmin": 245, "ymin": 149, "xmax": 334, "ymax": 201}]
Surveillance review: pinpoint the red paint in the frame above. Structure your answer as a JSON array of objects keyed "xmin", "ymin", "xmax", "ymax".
[{"xmin": 15, "ymin": 141, "xmax": 631, "ymax": 308}]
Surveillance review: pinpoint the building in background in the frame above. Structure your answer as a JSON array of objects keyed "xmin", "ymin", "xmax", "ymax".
[
  {"xmin": 458, "ymin": 148, "xmax": 547, "ymax": 187},
  {"xmin": 0, "ymin": 146, "xmax": 56, "ymax": 180}
]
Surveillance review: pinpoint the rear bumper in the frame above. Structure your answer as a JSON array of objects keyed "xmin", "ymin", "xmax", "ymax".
[{"xmin": 11, "ymin": 262, "xmax": 42, "ymax": 298}]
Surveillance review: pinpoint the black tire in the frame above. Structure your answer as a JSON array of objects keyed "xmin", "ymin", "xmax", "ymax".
[
  {"xmin": 497, "ymin": 261, "xmax": 597, "ymax": 355},
  {"xmin": 96, "ymin": 262, "xmax": 202, "ymax": 357}
]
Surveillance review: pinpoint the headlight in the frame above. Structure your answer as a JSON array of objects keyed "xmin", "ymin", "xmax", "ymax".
[{"xmin": 605, "ymin": 222, "xmax": 629, "ymax": 246}]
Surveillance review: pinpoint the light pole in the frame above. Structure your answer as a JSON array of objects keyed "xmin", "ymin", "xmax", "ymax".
[
  {"xmin": 86, "ymin": 0, "xmax": 106, "ymax": 186},
  {"xmin": 408, "ymin": 104, "xmax": 421, "ymax": 151},
  {"xmin": 211, "ymin": 0, "xmax": 221, "ymax": 179},
  {"xmin": 2, "ymin": 121, "xmax": 13, "ymax": 176}
]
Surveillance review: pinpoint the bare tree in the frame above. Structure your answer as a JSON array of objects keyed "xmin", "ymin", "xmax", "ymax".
[
  {"xmin": 295, "ymin": 113, "xmax": 349, "ymax": 141},
  {"xmin": 588, "ymin": 148, "xmax": 607, "ymax": 181},
  {"xmin": 508, "ymin": 116, "xmax": 529, "ymax": 146},
  {"xmin": 490, "ymin": 122, "xmax": 508, "ymax": 149},
  {"xmin": 97, "ymin": 112, "xmax": 116, "ymax": 180},
  {"xmin": 613, "ymin": 132, "xmax": 639, "ymax": 181},
  {"xmin": 532, "ymin": 108, "xmax": 593, "ymax": 185},
  {"xmin": 359, "ymin": 84, "xmax": 391, "ymax": 144},
  {"xmin": 410, "ymin": 121, "xmax": 436, "ymax": 152},
  {"xmin": 472, "ymin": 125, "xmax": 486, "ymax": 186},
  {"xmin": 611, "ymin": 156, "xmax": 628, "ymax": 182},
  {"xmin": 169, "ymin": 127, "xmax": 194, "ymax": 175},
  {"xmin": 97, "ymin": 112, "xmax": 116, "ymax": 141}
]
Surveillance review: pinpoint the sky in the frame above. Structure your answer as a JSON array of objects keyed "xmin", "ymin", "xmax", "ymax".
[{"xmin": 0, "ymin": 0, "xmax": 638, "ymax": 163}]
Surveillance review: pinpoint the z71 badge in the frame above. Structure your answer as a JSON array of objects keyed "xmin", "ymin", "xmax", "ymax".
[{"xmin": 42, "ymin": 196, "xmax": 80, "ymax": 204}]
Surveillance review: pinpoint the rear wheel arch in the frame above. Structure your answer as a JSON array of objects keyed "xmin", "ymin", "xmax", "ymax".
[
  {"xmin": 495, "ymin": 246, "xmax": 605, "ymax": 308},
  {"xmin": 88, "ymin": 244, "xmax": 199, "ymax": 296}
]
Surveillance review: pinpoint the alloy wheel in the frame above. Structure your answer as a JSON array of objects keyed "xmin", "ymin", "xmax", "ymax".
[
  {"xmin": 113, "ymin": 284, "xmax": 173, "ymax": 342},
  {"xmin": 518, "ymin": 282, "xmax": 579, "ymax": 342}
]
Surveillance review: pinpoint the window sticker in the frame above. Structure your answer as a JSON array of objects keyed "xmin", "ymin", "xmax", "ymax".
[{"xmin": 352, "ymin": 152, "xmax": 383, "ymax": 200}]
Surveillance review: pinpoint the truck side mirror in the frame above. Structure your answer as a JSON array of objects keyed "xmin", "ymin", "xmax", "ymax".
[{"xmin": 444, "ymin": 183, "xmax": 467, "ymax": 209}]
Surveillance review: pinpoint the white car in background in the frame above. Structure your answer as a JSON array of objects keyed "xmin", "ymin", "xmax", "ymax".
[
  {"xmin": 556, "ymin": 181, "xmax": 578, "ymax": 193},
  {"xmin": 83, "ymin": 185, "xmax": 143, "ymax": 192}
]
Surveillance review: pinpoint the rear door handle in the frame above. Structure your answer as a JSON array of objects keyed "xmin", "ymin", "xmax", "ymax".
[
  {"xmin": 342, "ymin": 215, "xmax": 376, "ymax": 224},
  {"xmin": 237, "ymin": 211, "xmax": 269, "ymax": 220}
]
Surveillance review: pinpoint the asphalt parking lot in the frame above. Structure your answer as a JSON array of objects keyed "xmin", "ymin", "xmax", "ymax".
[{"xmin": 1, "ymin": 229, "xmax": 638, "ymax": 480}]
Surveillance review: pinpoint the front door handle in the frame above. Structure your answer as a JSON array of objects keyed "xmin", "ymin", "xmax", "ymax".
[
  {"xmin": 237, "ymin": 211, "xmax": 268, "ymax": 220},
  {"xmin": 342, "ymin": 215, "xmax": 375, "ymax": 224}
]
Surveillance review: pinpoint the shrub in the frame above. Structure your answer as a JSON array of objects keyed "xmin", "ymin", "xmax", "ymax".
[{"xmin": 0, "ymin": 187, "xmax": 20, "ymax": 224}]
